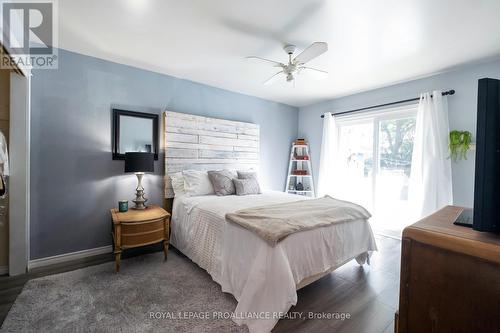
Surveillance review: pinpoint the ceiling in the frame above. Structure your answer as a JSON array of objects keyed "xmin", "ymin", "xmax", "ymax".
[{"xmin": 58, "ymin": 0, "xmax": 500, "ymax": 107}]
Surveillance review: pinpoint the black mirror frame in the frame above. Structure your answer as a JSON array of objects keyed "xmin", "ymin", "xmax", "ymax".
[{"xmin": 112, "ymin": 109, "xmax": 159, "ymax": 160}]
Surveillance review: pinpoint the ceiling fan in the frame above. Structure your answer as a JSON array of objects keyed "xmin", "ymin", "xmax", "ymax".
[{"xmin": 247, "ymin": 42, "xmax": 328, "ymax": 85}]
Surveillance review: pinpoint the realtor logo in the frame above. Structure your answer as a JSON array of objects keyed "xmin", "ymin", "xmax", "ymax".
[{"xmin": 1, "ymin": 0, "xmax": 58, "ymax": 69}]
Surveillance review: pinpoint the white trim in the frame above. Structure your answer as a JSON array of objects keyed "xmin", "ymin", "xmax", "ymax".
[
  {"xmin": 0, "ymin": 265, "xmax": 7, "ymax": 275},
  {"xmin": 28, "ymin": 245, "xmax": 112, "ymax": 270},
  {"xmin": 26, "ymin": 73, "xmax": 31, "ymax": 269}
]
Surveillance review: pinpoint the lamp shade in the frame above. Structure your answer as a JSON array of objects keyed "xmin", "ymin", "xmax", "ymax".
[{"xmin": 124, "ymin": 152, "xmax": 154, "ymax": 173}]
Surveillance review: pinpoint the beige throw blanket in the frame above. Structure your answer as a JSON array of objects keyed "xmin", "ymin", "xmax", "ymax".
[{"xmin": 225, "ymin": 195, "xmax": 371, "ymax": 246}]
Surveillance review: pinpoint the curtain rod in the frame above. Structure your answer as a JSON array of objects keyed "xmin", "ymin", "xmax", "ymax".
[{"xmin": 320, "ymin": 89, "xmax": 455, "ymax": 118}]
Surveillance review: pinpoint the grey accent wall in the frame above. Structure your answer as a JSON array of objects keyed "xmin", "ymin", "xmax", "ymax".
[
  {"xmin": 30, "ymin": 49, "xmax": 298, "ymax": 260},
  {"xmin": 298, "ymin": 58, "xmax": 500, "ymax": 208}
]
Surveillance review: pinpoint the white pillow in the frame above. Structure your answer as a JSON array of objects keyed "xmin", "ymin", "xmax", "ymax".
[
  {"xmin": 170, "ymin": 172, "xmax": 186, "ymax": 196},
  {"xmin": 182, "ymin": 170, "xmax": 215, "ymax": 196}
]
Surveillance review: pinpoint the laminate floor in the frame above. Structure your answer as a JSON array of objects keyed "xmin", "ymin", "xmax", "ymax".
[
  {"xmin": 273, "ymin": 234, "xmax": 400, "ymax": 333},
  {"xmin": 0, "ymin": 235, "xmax": 400, "ymax": 333}
]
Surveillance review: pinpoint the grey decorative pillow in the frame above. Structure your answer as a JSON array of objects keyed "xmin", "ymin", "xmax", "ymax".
[
  {"xmin": 208, "ymin": 170, "xmax": 236, "ymax": 196},
  {"xmin": 237, "ymin": 170, "xmax": 257, "ymax": 179},
  {"xmin": 233, "ymin": 178, "xmax": 261, "ymax": 196}
]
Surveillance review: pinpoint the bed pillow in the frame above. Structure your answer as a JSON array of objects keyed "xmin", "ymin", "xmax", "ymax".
[
  {"xmin": 208, "ymin": 170, "xmax": 236, "ymax": 196},
  {"xmin": 227, "ymin": 169, "xmax": 238, "ymax": 178},
  {"xmin": 182, "ymin": 170, "xmax": 215, "ymax": 196},
  {"xmin": 170, "ymin": 172, "xmax": 186, "ymax": 196},
  {"xmin": 237, "ymin": 170, "xmax": 258, "ymax": 180},
  {"xmin": 233, "ymin": 177, "xmax": 261, "ymax": 196}
]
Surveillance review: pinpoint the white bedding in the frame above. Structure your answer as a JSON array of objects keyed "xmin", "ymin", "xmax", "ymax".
[{"xmin": 171, "ymin": 191, "xmax": 377, "ymax": 333}]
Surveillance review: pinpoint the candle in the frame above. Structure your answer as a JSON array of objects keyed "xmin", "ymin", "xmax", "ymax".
[{"xmin": 118, "ymin": 200, "xmax": 128, "ymax": 212}]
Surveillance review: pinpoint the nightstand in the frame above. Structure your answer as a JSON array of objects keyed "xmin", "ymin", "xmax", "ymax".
[{"xmin": 110, "ymin": 205, "xmax": 170, "ymax": 272}]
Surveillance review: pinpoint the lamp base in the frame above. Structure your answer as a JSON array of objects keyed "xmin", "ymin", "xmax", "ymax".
[
  {"xmin": 132, "ymin": 173, "xmax": 148, "ymax": 210},
  {"xmin": 132, "ymin": 192, "xmax": 148, "ymax": 210}
]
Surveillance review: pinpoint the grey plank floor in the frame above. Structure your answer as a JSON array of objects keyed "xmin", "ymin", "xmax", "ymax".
[
  {"xmin": 273, "ymin": 235, "xmax": 400, "ymax": 333},
  {"xmin": 0, "ymin": 235, "xmax": 400, "ymax": 333}
]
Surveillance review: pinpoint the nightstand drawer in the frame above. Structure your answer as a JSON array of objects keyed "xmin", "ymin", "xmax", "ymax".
[
  {"xmin": 122, "ymin": 228, "xmax": 165, "ymax": 248},
  {"xmin": 121, "ymin": 218, "xmax": 164, "ymax": 234}
]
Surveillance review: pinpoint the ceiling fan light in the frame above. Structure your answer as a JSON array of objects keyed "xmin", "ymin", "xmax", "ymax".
[{"xmin": 248, "ymin": 41, "xmax": 328, "ymax": 86}]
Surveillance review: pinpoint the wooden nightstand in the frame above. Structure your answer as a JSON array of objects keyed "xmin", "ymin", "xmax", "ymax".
[{"xmin": 110, "ymin": 205, "xmax": 170, "ymax": 272}]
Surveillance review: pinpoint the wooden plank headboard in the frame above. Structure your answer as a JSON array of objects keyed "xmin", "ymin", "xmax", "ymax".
[{"xmin": 164, "ymin": 111, "xmax": 260, "ymax": 198}]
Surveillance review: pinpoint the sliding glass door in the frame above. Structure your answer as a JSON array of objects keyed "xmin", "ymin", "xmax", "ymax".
[
  {"xmin": 336, "ymin": 106, "xmax": 417, "ymax": 237},
  {"xmin": 337, "ymin": 121, "xmax": 374, "ymax": 212}
]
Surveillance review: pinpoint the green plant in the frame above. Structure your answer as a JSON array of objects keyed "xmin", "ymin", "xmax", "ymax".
[{"xmin": 449, "ymin": 130, "xmax": 472, "ymax": 162}]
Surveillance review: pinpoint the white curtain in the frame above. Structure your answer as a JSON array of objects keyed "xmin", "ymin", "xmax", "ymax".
[
  {"xmin": 409, "ymin": 91, "xmax": 453, "ymax": 219},
  {"xmin": 317, "ymin": 112, "xmax": 340, "ymax": 197}
]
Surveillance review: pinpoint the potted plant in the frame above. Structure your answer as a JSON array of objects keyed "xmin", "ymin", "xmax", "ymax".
[{"xmin": 449, "ymin": 130, "xmax": 472, "ymax": 162}]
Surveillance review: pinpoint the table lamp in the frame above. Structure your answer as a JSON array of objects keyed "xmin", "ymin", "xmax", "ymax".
[{"xmin": 124, "ymin": 152, "xmax": 154, "ymax": 210}]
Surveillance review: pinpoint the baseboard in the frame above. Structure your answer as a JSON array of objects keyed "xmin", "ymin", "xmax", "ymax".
[
  {"xmin": 28, "ymin": 245, "xmax": 113, "ymax": 270},
  {"xmin": 0, "ymin": 265, "xmax": 7, "ymax": 275}
]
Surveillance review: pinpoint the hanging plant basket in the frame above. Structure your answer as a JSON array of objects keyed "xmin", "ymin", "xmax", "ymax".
[{"xmin": 449, "ymin": 130, "xmax": 472, "ymax": 162}]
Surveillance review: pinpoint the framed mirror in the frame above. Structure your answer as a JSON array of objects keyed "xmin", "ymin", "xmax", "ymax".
[{"xmin": 112, "ymin": 109, "xmax": 159, "ymax": 160}]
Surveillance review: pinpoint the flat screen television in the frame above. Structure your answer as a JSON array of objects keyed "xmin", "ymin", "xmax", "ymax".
[{"xmin": 462, "ymin": 78, "xmax": 500, "ymax": 232}]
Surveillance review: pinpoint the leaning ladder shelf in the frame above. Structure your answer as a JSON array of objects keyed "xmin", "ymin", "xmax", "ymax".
[{"xmin": 285, "ymin": 143, "xmax": 315, "ymax": 197}]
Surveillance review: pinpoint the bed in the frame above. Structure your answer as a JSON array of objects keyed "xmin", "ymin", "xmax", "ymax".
[{"xmin": 164, "ymin": 111, "xmax": 377, "ymax": 333}]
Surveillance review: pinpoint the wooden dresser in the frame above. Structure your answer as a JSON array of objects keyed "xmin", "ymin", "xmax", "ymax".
[
  {"xmin": 397, "ymin": 206, "xmax": 500, "ymax": 333},
  {"xmin": 110, "ymin": 205, "xmax": 170, "ymax": 272}
]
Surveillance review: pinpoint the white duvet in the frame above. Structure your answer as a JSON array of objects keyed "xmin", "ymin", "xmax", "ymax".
[{"xmin": 171, "ymin": 191, "xmax": 377, "ymax": 333}]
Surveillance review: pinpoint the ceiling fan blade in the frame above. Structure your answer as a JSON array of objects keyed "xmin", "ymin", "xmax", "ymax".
[
  {"xmin": 293, "ymin": 42, "xmax": 328, "ymax": 65},
  {"xmin": 263, "ymin": 71, "xmax": 284, "ymax": 85},
  {"xmin": 298, "ymin": 66, "xmax": 328, "ymax": 80},
  {"xmin": 246, "ymin": 56, "xmax": 284, "ymax": 67}
]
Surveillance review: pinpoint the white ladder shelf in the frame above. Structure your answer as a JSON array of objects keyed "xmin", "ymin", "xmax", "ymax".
[{"xmin": 285, "ymin": 143, "xmax": 315, "ymax": 197}]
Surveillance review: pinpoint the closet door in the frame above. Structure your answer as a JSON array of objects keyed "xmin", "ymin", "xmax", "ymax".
[
  {"xmin": 9, "ymin": 72, "xmax": 30, "ymax": 276},
  {"xmin": 0, "ymin": 69, "xmax": 9, "ymax": 275}
]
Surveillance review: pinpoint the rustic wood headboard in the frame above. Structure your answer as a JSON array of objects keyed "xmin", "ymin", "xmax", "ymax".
[{"xmin": 164, "ymin": 111, "xmax": 260, "ymax": 198}]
